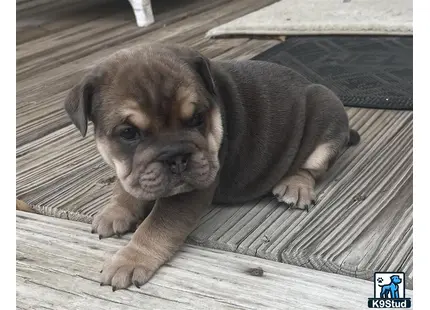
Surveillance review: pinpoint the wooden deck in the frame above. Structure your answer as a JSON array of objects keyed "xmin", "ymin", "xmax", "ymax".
[
  {"xmin": 19, "ymin": 211, "xmax": 410, "ymax": 310},
  {"xmin": 16, "ymin": 0, "xmax": 413, "ymax": 304}
]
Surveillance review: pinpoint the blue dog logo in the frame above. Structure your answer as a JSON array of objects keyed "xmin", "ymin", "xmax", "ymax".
[
  {"xmin": 378, "ymin": 275, "xmax": 402, "ymax": 299},
  {"xmin": 368, "ymin": 272, "xmax": 411, "ymax": 308}
]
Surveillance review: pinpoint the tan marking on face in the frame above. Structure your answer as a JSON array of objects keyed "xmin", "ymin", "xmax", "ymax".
[
  {"xmin": 120, "ymin": 100, "xmax": 151, "ymax": 130},
  {"xmin": 177, "ymin": 87, "xmax": 198, "ymax": 120},
  {"xmin": 207, "ymin": 106, "xmax": 223, "ymax": 154},
  {"xmin": 302, "ymin": 143, "xmax": 334, "ymax": 171},
  {"xmin": 97, "ymin": 139, "xmax": 129, "ymax": 180},
  {"xmin": 112, "ymin": 159, "xmax": 129, "ymax": 180},
  {"xmin": 96, "ymin": 139, "xmax": 114, "ymax": 168}
]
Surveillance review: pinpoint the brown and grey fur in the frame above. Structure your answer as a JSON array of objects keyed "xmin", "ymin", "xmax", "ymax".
[{"xmin": 64, "ymin": 43, "xmax": 359, "ymax": 290}]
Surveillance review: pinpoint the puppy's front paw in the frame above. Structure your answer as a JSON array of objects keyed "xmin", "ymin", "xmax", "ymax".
[
  {"xmin": 100, "ymin": 244, "xmax": 159, "ymax": 290},
  {"xmin": 92, "ymin": 205, "xmax": 142, "ymax": 239},
  {"xmin": 273, "ymin": 175, "xmax": 316, "ymax": 211}
]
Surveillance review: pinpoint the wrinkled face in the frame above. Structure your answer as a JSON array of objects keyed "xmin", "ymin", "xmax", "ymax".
[{"xmin": 90, "ymin": 51, "xmax": 223, "ymax": 200}]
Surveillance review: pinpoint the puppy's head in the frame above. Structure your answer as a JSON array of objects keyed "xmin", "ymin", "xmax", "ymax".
[{"xmin": 64, "ymin": 45, "xmax": 223, "ymax": 200}]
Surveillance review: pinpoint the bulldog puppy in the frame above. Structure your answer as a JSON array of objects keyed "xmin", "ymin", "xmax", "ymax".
[{"xmin": 64, "ymin": 43, "xmax": 359, "ymax": 290}]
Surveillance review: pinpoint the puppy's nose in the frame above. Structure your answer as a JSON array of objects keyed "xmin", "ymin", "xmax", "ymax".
[{"xmin": 166, "ymin": 153, "xmax": 190, "ymax": 174}]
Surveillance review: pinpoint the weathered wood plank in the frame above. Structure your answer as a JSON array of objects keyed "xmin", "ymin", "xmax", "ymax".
[
  {"xmin": 18, "ymin": 211, "xmax": 400, "ymax": 310},
  {"xmin": 17, "ymin": 0, "xmax": 129, "ymax": 45},
  {"xmin": 16, "ymin": 0, "xmax": 236, "ymax": 77}
]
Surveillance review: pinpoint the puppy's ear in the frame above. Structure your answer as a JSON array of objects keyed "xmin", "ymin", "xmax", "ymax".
[
  {"xmin": 64, "ymin": 71, "xmax": 99, "ymax": 137},
  {"xmin": 185, "ymin": 54, "xmax": 216, "ymax": 96}
]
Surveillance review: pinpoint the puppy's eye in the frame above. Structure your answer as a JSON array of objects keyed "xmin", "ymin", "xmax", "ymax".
[
  {"xmin": 119, "ymin": 126, "xmax": 140, "ymax": 141},
  {"xmin": 186, "ymin": 112, "xmax": 205, "ymax": 127}
]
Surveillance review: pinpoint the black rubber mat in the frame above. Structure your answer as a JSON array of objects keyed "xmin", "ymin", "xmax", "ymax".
[{"xmin": 252, "ymin": 36, "xmax": 412, "ymax": 110}]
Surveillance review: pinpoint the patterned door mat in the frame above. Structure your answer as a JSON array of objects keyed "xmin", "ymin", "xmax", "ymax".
[{"xmin": 252, "ymin": 36, "xmax": 412, "ymax": 110}]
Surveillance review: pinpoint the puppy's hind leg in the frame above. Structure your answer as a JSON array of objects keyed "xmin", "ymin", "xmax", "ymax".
[
  {"xmin": 272, "ymin": 142, "xmax": 339, "ymax": 211},
  {"xmin": 273, "ymin": 83, "xmax": 360, "ymax": 211}
]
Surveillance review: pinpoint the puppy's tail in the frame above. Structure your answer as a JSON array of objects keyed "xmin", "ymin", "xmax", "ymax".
[{"xmin": 347, "ymin": 129, "xmax": 360, "ymax": 146}]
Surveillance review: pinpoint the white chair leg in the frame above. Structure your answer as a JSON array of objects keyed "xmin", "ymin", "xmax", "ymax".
[{"xmin": 128, "ymin": 0, "xmax": 155, "ymax": 27}]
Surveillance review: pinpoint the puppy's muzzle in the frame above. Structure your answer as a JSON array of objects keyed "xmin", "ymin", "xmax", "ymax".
[
  {"xmin": 157, "ymin": 144, "xmax": 195, "ymax": 174},
  {"xmin": 165, "ymin": 153, "xmax": 191, "ymax": 174}
]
